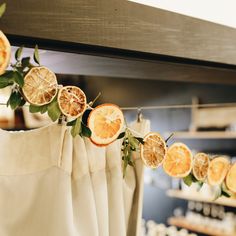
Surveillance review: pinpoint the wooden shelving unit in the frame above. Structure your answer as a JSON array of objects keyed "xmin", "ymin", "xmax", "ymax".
[
  {"xmin": 168, "ymin": 217, "xmax": 236, "ymax": 236},
  {"xmin": 167, "ymin": 189, "xmax": 236, "ymax": 208}
]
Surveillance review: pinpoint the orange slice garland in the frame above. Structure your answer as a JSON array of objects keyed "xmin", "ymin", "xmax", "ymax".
[
  {"xmin": 57, "ymin": 86, "xmax": 87, "ymax": 118},
  {"xmin": 140, "ymin": 132, "xmax": 167, "ymax": 168},
  {"xmin": 0, "ymin": 31, "xmax": 11, "ymax": 75},
  {"xmin": 208, "ymin": 156, "xmax": 230, "ymax": 186},
  {"xmin": 226, "ymin": 163, "xmax": 236, "ymax": 193},
  {"xmin": 192, "ymin": 153, "xmax": 210, "ymax": 181},
  {"xmin": 88, "ymin": 103, "xmax": 124, "ymax": 146},
  {"xmin": 163, "ymin": 143, "xmax": 193, "ymax": 178},
  {"xmin": 22, "ymin": 66, "xmax": 58, "ymax": 106}
]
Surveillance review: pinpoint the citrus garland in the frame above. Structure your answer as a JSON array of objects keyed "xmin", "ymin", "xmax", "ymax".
[{"xmin": 0, "ymin": 32, "xmax": 235, "ymax": 199}]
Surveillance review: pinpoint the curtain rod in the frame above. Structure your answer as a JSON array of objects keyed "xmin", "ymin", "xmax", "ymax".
[{"xmin": 1, "ymin": 102, "xmax": 236, "ymax": 110}]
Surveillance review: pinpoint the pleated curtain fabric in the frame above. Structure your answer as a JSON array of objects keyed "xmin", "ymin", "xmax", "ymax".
[{"xmin": 0, "ymin": 119, "xmax": 150, "ymax": 236}]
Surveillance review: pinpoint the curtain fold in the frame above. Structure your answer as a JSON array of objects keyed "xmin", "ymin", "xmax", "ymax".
[{"xmin": 0, "ymin": 119, "xmax": 150, "ymax": 236}]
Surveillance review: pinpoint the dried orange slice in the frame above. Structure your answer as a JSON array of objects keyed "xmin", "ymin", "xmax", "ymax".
[
  {"xmin": 163, "ymin": 143, "xmax": 193, "ymax": 178},
  {"xmin": 192, "ymin": 153, "xmax": 210, "ymax": 181},
  {"xmin": 226, "ymin": 163, "xmax": 236, "ymax": 193},
  {"xmin": 208, "ymin": 156, "xmax": 230, "ymax": 186},
  {"xmin": 22, "ymin": 66, "xmax": 58, "ymax": 105},
  {"xmin": 0, "ymin": 31, "xmax": 11, "ymax": 75},
  {"xmin": 57, "ymin": 86, "xmax": 87, "ymax": 118},
  {"xmin": 140, "ymin": 132, "xmax": 167, "ymax": 168},
  {"xmin": 88, "ymin": 103, "xmax": 124, "ymax": 146}
]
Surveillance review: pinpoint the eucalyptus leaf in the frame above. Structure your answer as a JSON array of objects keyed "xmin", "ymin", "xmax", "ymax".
[
  {"xmin": 15, "ymin": 46, "xmax": 23, "ymax": 61},
  {"xmin": 29, "ymin": 104, "xmax": 42, "ymax": 113},
  {"xmin": 19, "ymin": 98, "xmax": 26, "ymax": 107},
  {"xmin": 2, "ymin": 70, "xmax": 15, "ymax": 78},
  {"xmin": 221, "ymin": 183, "xmax": 232, "ymax": 198},
  {"xmin": 71, "ymin": 117, "xmax": 82, "ymax": 138},
  {"xmin": 191, "ymin": 173, "xmax": 198, "ymax": 183},
  {"xmin": 21, "ymin": 57, "xmax": 31, "ymax": 68},
  {"xmin": 47, "ymin": 99, "xmax": 61, "ymax": 122},
  {"xmin": 40, "ymin": 105, "xmax": 48, "ymax": 114},
  {"xmin": 117, "ymin": 132, "xmax": 125, "ymax": 139},
  {"xmin": 196, "ymin": 181, "xmax": 204, "ymax": 191},
  {"xmin": 81, "ymin": 122, "xmax": 92, "ymax": 138},
  {"xmin": 0, "ymin": 71, "xmax": 15, "ymax": 88},
  {"xmin": 123, "ymin": 158, "xmax": 128, "ymax": 178},
  {"xmin": 13, "ymin": 71, "xmax": 24, "ymax": 88},
  {"xmin": 134, "ymin": 137, "xmax": 145, "ymax": 144},
  {"xmin": 7, "ymin": 91, "xmax": 23, "ymax": 109},
  {"xmin": 183, "ymin": 174, "xmax": 193, "ymax": 186},
  {"xmin": 221, "ymin": 190, "xmax": 231, "ymax": 198},
  {"xmin": 33, "ymin": 45, "xmax": 40, "ymax": 65},
  {"xmin": 67, "ymin": 119, "xmax": 77, "ymax": 126},
  {"xmin": 128, "ymin": 160, "xmax": 135, "ymax": 167},
  {"xmin": 0, "ymin": 3, "xmax": 6, "ymax": 18},
  {"xmin": 129, "ymin": 137, "xmax": 138, "ymax": 149},
  {"xmin": 0, "ymin": 77, "xmax": 13, "ymax": 88}
]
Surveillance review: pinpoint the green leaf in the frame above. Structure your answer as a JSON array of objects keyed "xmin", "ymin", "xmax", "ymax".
[
  {"xmin": 40, "ymin": 105, "xmax": 48, "ymax": 114},
  {"xmin": 221, "ymin": 190, "xmax": 231, "ymax": 198},
  {"xmin": 196, "ymin": 181, "xmax": 204, "ymax": 191},
  {"xmin": 71, "ymin": 117, "xmax": 82, "ymax": 138},
  {"xmin": 134, "ymin": 137, "xmax": 145, "ymax": 144},
  {"xmin": 183, "ymin": 174, "xmax": 193, "ymax": 187},
  {"xmin": 117, "ymin": 132, "xmax": 125, "ymax": 139},
  {"xmin": 81, "ymin": 122, "xmax": 92, "ymax": 138},
  {"xmin": 129, "ymin": 137, "xmax": 139, "ymax": 149},
  {"xmin": 15, "ymin": 46, "xmax": 23, "ymax": 61},
  {"xmin": 0, "ymin": 77, "xmax": 13, "ymax": 88},
  {"xmin": 7, "ymin": 91, "xmax": 23, "ymax": 109},
  {"xmin": 29, "ymin": 104, "xmax": 48, "ymax": 114},
  {"xmin": 123, "ymin": 158, "xmax": 128, "ymax": 178},
  {"xmin": 19, "ymin": 98, "xmax": 26, "ymax": 107},
  {"xmin": 13, "ymin": 71, "xmax": 24, "ymax": 88},
  {"xmin": 67, "ymin": 119, "xmax": 77, "ymax": 126},
  {"xmin": 0, "ymin": 3, "xmax": 6, "ymax": 18},
  {"xmin": 47, "ymin": 99, "xmax": 61, "ymax": 122},
  {"xmin": 29, "ymin": 104, "xmax": 42, "ymax": 113},
  {"xmin": 21, "ymin": 57, "xmax": 31, "ymax": 68},
  {"xmin": 33, "ymin": 45, "xmax": 40, "ymax": 65},
  {"xmin": 128, "ymin": 160, "xmax": 135, "ymax": 167},
  {"xmin": 0, "ymin": 71, "xmax": 15, "ymax": 88},
  {"xmin": 221, "ymin": 183, "xmax": 232, "ymax": 198},
  {"xmin": 2, "ymin": 71, "xmax": 16, "ymax": 80}
]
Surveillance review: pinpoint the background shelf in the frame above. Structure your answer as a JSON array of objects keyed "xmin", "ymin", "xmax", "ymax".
[
  {"xmin": 168, "ymin": 217, "xmax": 235, "ymax": 236},
  {"xmin": 169, "ymin": 131, "xmax": 236, "ymax": 139},
  {"xmin": 167, "ymin": 189, "xmax": 236, "ymax": 208}
]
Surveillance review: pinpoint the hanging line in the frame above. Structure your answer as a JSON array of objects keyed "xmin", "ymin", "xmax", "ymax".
[
  {"xmin": 120, "ymin": 102, "xmax": 236, "ymax": 110},
  {"xmin": 1, "ymin": 101, "xmax": 236, "ymax": 110}
]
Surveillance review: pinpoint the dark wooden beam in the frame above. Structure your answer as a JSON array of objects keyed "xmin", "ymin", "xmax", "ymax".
[{"xmin": 1, "ymin": 0, "xmax": 236, "ymax": 65}]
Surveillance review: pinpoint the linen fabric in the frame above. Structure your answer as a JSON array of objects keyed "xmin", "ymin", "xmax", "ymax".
[{"xmin": 0, "ymin": 120, "xmax": 150, "ymax": 236}]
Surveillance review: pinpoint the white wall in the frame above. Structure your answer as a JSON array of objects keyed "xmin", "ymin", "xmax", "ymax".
[{"xmin": 129, "ymin": 0, "xmax": 236, "ymax": 29}]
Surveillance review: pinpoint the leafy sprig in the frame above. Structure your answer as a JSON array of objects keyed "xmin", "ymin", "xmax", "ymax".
[
  {"xmin": 67, "ymin": 117, "xmax": 92, "ymax": 138},
  {"xmin": 183, "ymin": 172, "xmax": 231, "ymax": 200},
  {"xmin": 118, "ymin": 128, "xmax": 144, "ymax": 177},
  {"xmin": 0, "ymin": 46, "xmax": 41, "ymax": 110}
]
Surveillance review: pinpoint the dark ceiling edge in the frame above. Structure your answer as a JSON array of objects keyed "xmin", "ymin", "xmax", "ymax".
[{"xmin": 7, "ymin": 34, "xmax": 236, "ymax": 71}]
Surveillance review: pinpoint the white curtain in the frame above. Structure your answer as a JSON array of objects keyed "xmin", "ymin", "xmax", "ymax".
[{"xmin": 0, "ymin": 119, "xmax": 150, "ymax": 236}]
